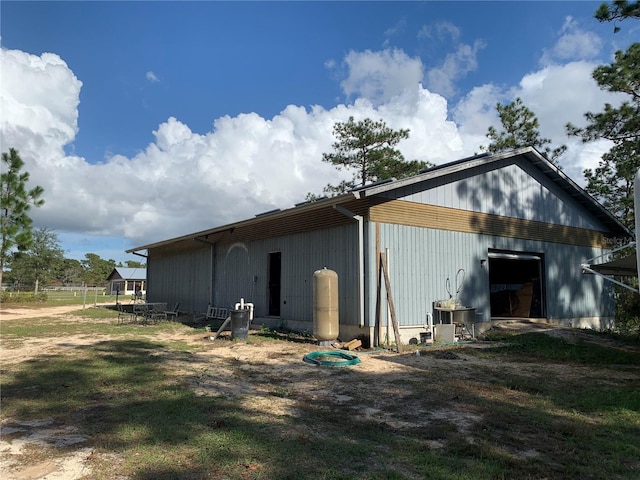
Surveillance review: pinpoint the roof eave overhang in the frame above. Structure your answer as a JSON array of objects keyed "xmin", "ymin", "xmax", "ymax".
[{"xmin": 126, "ymin": 191, "xmax": 361, "ymax": 253}]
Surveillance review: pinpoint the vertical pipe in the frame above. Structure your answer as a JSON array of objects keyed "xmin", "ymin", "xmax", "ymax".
[
  {"xmin": 375, "ymin": 222, "xmax": 381, "ymax": 347},
  {"xmin": 385, "ymin": 247, "xmax": 390, "ymax": 342},
  {"xmin": 358, "ymin": 214, "xmax": 364, "ymax": 328},
  {"xmin": 333, "ymin": 205, "xmax": 365, "ymax": 328},
  {"xmin": 210, "ymin": 243, "xmax": 215, "ymax": 307}
]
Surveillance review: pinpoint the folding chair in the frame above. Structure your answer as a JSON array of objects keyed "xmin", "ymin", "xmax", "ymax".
[
  {"xmin": 165, "ymin": 302, "xmax": 181, "ymax": 320},
  {"xmin": 148, "ymin": 303, "xmax": 167, "ymax": 323},
  {"xmin": 133, "ymin": 303, "xmax": 149, "ymax": 323},
  {"xmin": 117, "ymin": 303, "xmax": 134, "ymax": 324}
]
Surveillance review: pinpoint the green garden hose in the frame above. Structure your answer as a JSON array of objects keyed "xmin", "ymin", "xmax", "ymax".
[{"xmin": 303, "ymin": 351, "xmax": 361, "ymax": 367}]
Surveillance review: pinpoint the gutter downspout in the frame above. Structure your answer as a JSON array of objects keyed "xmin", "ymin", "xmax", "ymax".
[{"xmin": 334, "ymin": 204, "xmax": 365, "ymax": 328}]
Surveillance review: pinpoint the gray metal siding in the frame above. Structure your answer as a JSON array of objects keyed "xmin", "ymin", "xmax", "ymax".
[
  {"xmin": 212, "ymin": 224, "xmax": 359, "ymax": 326},
  {"xmin": 385, "ymin": 159, "xmax": 606, "ymax": 231},
  {"xmin": 368, "ymin": 222, "xmax": 614, "ymax": 327},
  {"xmin": 148, "ymin": 245, "xmax": 211, "ymax": 312}
]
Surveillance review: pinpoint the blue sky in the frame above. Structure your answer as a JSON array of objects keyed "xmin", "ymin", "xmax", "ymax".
[{"xmin": 1, "ymin": 1, "xmax": 637, "ymax": 266}]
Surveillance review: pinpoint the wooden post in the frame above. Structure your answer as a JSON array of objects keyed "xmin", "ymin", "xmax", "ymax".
[{"xmin": 380, "ymin": 252, "xmax": 402, "ymax": 353}]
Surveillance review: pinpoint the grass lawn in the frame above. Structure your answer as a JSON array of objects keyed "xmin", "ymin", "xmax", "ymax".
[
  {"xmin": 2, "ymin": 289, "xmax": 119, "ymax": 307},
  {"xmin": 1, "ymin": 308, "xmax": 639, "ymax": 479}
]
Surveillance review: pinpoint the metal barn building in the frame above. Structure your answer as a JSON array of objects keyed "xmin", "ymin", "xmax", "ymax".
[{"xmin": 127, "ymin": 147, "xmax": 631, "ymax": 345}]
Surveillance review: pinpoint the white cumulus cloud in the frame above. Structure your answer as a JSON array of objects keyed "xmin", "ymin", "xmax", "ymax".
[
  {"xmin": 426, "ymin": 39, "xmax": 486, "ymax": 98},
  {"xmin": 0, "ymin": 38, "xmax": 630, "ymax": 262},
  {"xmin": 340, "ymin": 49, "xmax": 424, "ymax": 106},
  {"xmin": 0, "ymin": 49, "xmax": 81, "ymax": 152},
  {"xmin": 146, "ymin": 71, "xmax": 160, "ymax": 82},
  {"xmin": 540, "ymin": 17, "xmax": 603, "ymax": 65}
]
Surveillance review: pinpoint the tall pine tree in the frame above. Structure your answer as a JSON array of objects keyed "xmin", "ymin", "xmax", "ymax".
[
  {"xmin": 566, "ymin": 43, "xmax": 640, "ymax": 228},
  {"xmin": 320, "ymin": 117, "xmax": 429, "ymax": 195},
  {"xmin": 481, "ymin": 97, "xmax": 567, "ymax": 164},
  {"xmin": 595, "ymin": 1, "xmax": 640, "ymax": 32},
  {"xmin": 1, "ymin": 148, "xmax": 45, "ymax": 287}
]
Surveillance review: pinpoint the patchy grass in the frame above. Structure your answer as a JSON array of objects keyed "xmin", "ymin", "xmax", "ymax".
[
  {"xmin": 2, "ymin": 291, "xmax": 119, "ymax": 308},
  {"xmin": 0, "ymin": 308, "xmax": 185, "ymax": 342},
  {"xmin": 1, "ymin": 314, "xmax": 639, "ymax": 480},
  {"xmin": 492, "ymin": 331, "xmax": 640, "ymax": 365}
]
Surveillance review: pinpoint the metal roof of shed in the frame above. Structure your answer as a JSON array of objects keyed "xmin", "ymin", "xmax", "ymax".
[{"xmin": 106, "ymin": 267, "xmax": 146, "ymax": 281}]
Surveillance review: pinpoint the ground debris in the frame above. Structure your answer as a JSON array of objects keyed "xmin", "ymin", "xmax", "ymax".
[
  {"xmin": 341, "ymin": 339, "xmax": 362, "ymax": 350},
  {"xmin": 434, "ymin": 350, "xmax": 461, "ymax": 360}
]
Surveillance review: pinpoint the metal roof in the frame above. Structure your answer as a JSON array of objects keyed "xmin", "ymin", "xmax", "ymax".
[
  {"xmin": 585, "ymin": 254, "xmax": 637, "ymax": 277},
  {"xmin": 106, "ymin": 267, "xmax": 146, "ymax": 281},
  {"xmin": 127, "ymin": 192, "xmax": 360, "ymax": 252},
  {"xmin": 127, "ymin": 147, "xmax": 631, "ymax": 254}
]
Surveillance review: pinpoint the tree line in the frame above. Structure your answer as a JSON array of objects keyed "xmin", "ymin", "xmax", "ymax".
[{"xmin": 4, "ymin": 226, "xmax": 145, "ymax": 291}]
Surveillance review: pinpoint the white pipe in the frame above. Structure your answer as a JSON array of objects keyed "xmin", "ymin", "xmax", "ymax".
[
  {"xmin": 580, "ymin": 264, "xmax": 639, "ymax": 293},
  {"xmin": 334, "ymin": 205, "xmax": 365, "ymax": 328},
  {"xmin": 385, "ymin": 247, "xmax": 391, "ymax": 341},
  {"xmin": 424, "ymin": 312, "xmax": 434, "ymax": 344},
  {"xmin": 234, "ymin": 298, "xmax": 255, "ymax": 321},
  {"xmin": 358, "ymin": 215, "xmax": 364, "ymax": 328}
]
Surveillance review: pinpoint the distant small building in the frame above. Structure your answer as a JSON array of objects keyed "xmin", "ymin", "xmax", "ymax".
[{"xmin": 106, "ymin": 267, "xmax": 146, "ymax": 296}]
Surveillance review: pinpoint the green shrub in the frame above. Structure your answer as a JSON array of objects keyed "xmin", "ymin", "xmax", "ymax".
[
  {"xmin": 614, "ymin": 286, "xmax": 640, "ymax": 336},
  {"xmin": 1, "ymin": 291, "xmax": 48, "ymax": 303}
]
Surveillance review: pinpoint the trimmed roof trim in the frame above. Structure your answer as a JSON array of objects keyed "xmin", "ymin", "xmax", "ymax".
[{"xmin": 127, "ymin": 192, "xmax": 360, "ymax": 253}]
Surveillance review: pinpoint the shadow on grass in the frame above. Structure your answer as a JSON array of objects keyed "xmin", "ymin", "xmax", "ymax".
[
  {"xmin": 2, "ymin": 339, "xmax": 393, "ymax": 479},
  {"xmin": 2, "ymin": 335, "xmax": 640, "ymax": 479}
]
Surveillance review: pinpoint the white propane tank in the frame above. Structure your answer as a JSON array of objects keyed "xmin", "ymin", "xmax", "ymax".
[{"xmin": 313, "ymin": 268, "xmax": 339, "ymax": 342}]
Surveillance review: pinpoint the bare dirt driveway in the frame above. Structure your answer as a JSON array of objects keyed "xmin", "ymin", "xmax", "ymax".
[{"xmin": 1, "ymin": 304, "xmax": 92, "ymax": 321}]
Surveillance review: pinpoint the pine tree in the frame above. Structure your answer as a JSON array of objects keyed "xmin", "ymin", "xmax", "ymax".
[
  {"xmin": 1, "ymin": 148, "xmax": 45, "ymax": 287},
  {"xmin": 481, "ymin": 97, "xmax": 567, "ymax": 164},
  {"xmin": 567, "ymin": 41, "xmax": 640, "ymax": 335},
  {"xmin": 595, "ymin": 1, "xmax": 640, "ymax": 32},
  {"xmin": 566, "ymin": 43, "xmax": 640, "ymax": 228},
  {"xmin": 321, "ymin": 117, "xmax": 430, "ymax": 195}
]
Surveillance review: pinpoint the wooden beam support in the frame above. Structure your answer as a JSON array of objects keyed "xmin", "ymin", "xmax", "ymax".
[{"xmin": 380, "ymin": 252, "xmax": 402, "ymax": 353}]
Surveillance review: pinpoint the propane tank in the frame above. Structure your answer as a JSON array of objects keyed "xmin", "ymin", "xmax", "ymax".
[{"xmin": 313, "ymin": 267, "xmax": 339, "ymax": 343}]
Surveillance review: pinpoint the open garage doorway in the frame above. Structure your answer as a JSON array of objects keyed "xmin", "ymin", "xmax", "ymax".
[{"xmin": 488, "ymin": 250, "xmax": 546, "ymax": 318}]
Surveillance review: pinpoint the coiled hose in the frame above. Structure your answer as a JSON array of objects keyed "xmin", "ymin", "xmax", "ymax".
[{"xmin": 303, "ymin": 351, "xmax": 361, "ymax": 367}]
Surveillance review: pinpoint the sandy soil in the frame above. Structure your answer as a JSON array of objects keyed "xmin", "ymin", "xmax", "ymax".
[
  {"xmin": 1, "ymin": 305, "xmax": 637, "ymax": 479},
  {"xmin": 1, "ymin": 304, "xmax": 91, "ymax": 321}
]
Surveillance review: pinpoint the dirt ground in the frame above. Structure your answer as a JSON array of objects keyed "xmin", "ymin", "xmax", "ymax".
[
  {"xmin": 1, "ymin": 304, "xmax": 94, "ymax": 321},
  {"xmin": 1, "ymin": 305, "xmax": 638, "ymax": 479}
]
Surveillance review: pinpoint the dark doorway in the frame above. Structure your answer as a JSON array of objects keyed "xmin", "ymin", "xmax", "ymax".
[
  {"xmin": 488, "ymin": 250, "xmax": 546, "ymax": 318},
  {"xmin": 268, "ymin": 252, "xmax": 281, "ymax": 316}
]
